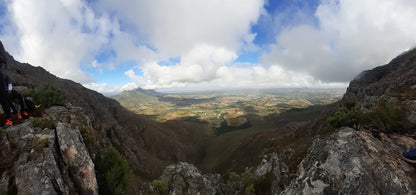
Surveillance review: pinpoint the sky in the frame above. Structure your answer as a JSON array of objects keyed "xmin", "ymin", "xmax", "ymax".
[{"xmin": 1, "ymin": 0, "xmax": 416, "ymax": 96}]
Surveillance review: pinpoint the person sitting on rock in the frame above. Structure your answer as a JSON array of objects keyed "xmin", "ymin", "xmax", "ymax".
[
  {"xmin": 0, "ymin": 40, "xmax": 13, "ymax": 127},
  {"xmin": 6, "ymin": 79, "xmax": 29, "ymax": 119}
]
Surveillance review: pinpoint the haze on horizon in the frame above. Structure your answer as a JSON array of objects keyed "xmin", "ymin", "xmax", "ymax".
[{"xmin": 0, "ymin": 0, "xmax": 416, "ymax": 96}]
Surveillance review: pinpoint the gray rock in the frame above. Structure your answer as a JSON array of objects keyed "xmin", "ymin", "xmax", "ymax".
[
  {"xmin": 56, "ymin": 123, "xmax": 98, "ymax": 195},
  {"xmin": 255, "ymin": 153, "xmax": 281, "ymax": 194},
  {"xmin": 160, "ymin": 162, "xmax": 224, "ymax": 195},
  {"xmin": 8, "ymin": 122, "xmax": 71, "ymax": 194},
  {"xmin": 46, "ymin": 106, "xmax": 92, "ymax": 128},
  {"xmin": 3, "ymin": 121, "xmax": 98, "ymax": 194},
  {"xmin": 15, "ymin": 148, "xmax": 69, "ymax": 195},
  {"xmin": 282, "ymin": 127, "xmax": 416, "ymax": 194},
  {"xmin": 343, "ymin": 48, "xmax": 416, "ymax": 111}
]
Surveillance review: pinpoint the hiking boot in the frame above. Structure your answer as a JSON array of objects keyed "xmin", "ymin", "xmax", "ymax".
[
  {"xmin": 4, "ymin": 119, "xmax": 13, "ymax": 128},
  {"xmin": 402, "ymin": 148, "xmax": 416, "ymax": 163}
]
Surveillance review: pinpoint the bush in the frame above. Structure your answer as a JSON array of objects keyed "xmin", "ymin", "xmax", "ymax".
[
  {"xmin": 366, "ymin": 99, "xmax": 406, "ymax": 132},
  {"xmin": 23, "ymin": 84, "xmax": 66, "ymax": 108},
  {"xmin": 94, "ymin": 147, "xmax": 132, "ymax": 195},
  {"xmin": 79, "ymin": 126, "xmax": 96, "ymax": 153},
  {"xmin": 328, "ymin": 99, "xmax": 406, "ymax": 133},
  {"xmin": 226, "ymin": 172, "xmax": 241, "ymax": 190},
  {"xmin": 327, "ymin": 107, "xmax": 365, "ymax": 129},
  {"xmin": 152, "ymin": 180, "xmax": 169, "ymax": 195},
  {"xmin": 246, "ymin": 184, "xmax": 255, "ymax": 195}
]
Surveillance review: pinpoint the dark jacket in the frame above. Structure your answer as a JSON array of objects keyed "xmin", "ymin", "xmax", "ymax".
[
  {"xmin": 4, "ymin": 74, "xmax": 11, "ymax": 91},
  {"xmin": 0, "ymin": 40, "xmax": 7, "ymax": 65}
]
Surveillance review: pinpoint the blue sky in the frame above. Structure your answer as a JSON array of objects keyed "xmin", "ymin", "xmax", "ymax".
[{"xmin": 1, "ymin": 0, "xmax": 416, "ymax": 95}]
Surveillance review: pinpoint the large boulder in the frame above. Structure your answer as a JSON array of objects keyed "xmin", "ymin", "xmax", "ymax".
[
  {"xmin": 282, "ymin": 127, "xmax": 416, "ymax": 194},
  {"xmin": 158, "ymin": 162, "xmax": 224, "ymax": 195}
]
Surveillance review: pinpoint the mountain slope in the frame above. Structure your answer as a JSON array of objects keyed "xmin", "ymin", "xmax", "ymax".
[
  {"xmin": 3, "ymin": 53, "xmax": 211, "ymax": 179},
  {"xmin": 112, "ymin": 89, "xmax": 159, "ymax": 106}
]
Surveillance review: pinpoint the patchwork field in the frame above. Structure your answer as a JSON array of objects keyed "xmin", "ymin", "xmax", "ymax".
[{"xmin": 112, "ymin": 88, "xmax": 344, "ymax": 130}]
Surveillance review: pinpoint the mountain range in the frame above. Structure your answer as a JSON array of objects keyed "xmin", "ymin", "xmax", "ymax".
[{"xmin": 0, "ymin": 47, "xmax": 415, "ymax": 194}]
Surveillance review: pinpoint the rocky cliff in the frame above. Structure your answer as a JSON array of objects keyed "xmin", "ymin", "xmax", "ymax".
[
  {"xmin": 282, "ymin": 48, "xmax": 416, "ymax": 194},
  {"xmin": 342, "ymin": 48, "xmax": 416, "ymax": 131}
]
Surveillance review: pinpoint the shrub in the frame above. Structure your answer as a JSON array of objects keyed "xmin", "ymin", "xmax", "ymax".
[
  {"xmin": 79, "ymin": 126, "xmax": 96, "ymax": 153},
  {"xmin": 241, "ymin": 170, "xmax": 251, "ymax": 186},
  {"xmin": 23, "ymin": 84, "xmax": 66, "ymax": 108},
  {"xmin": 94, "ymin": 147, "xmax": 132, "ymax": 195},
  {"xmin": 366, "ymin": 99, "xmax": 406, "ymax": 132},
  {"xmin": 152, "ymin": 180, "xmax": 169, "ymax": 195},
  {"xmin": 246, "ymin": 184, "xmax": 255, "ymax": 195},
  {"xmin": 327, "ymin": 107, "xmax": 365, "ymax": 129},
  {"xmin": 226, "ymin": 172, "xmax": 241, "ymax": 190},
  {"xmin": 328, "ymin": 99, "xmax": 406, "ymax": 133}
]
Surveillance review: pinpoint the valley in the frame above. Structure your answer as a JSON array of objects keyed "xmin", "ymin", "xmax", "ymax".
[
  {"xmin": 112, "ymin": 87, "xmax": 345, "ymax": 175},
  {"xmin": 112, "ymin": 88, "xmax": 345, "ymax": 133}
]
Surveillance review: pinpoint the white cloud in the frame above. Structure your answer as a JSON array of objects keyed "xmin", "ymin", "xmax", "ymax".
[
  {"xmin": 141, "ymin": 45, "xmax": 237, "ymax": 89},
  {"xmin": 124, "ymin": 69, "xmax": 146, "ymax": 87},
  {"xmin": 3, "ymin": 0, "xmax": 115, "ymax": 83},
  {"xmin": 96, "ymin": 0, "xmax": 265, "ymax": 57},
  {"xmin": 5, "ymin": 0, "xmax": 412, "ymax": 95},
  {"xmin": 1, "ymin": 0, "xmax": 267, "ymax": 93},
  {"xmin": 263, "ymin": 0, "xmax": 416, "ymax": 82},
  {"xmin": 83, "ymin": 81, "xmax": 139, "ymax": 96}
]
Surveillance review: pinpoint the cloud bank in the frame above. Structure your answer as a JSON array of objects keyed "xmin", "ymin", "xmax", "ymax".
[
  {"xmin": 1, "ymin": 0, "xmax": 416, "ymax": 95},
  {"xmin": 263, "ymin": 0, "xmax": 416, "ymax": 82}
]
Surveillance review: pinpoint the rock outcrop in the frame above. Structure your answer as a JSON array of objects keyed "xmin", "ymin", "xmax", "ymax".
[
  {"xmin": 2, "ymin": 119, "xmax": 98, "ymax": 194},
  {"xmin": 283, "ymin": 48, "xmax": 416, "ymax": 194},
  {"xmin": 157, "ymin": 162, "xmax": 224, "ymax": 195},
  {"xmin": 282, "ymin": 127, "xmax": 416, "ymax": 194},
  {"xmin": 254, "ymin": 153, "xmax": 281, "ymax": 194},
  {"xmin": 343, "ymin": 48, "xmax": 416, "ymax": 109},
  {"xmin": 342, "ymin": 48, "xmax": 416, "ymax": 131}
]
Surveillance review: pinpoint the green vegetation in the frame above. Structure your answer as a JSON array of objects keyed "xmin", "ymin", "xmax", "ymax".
[
  {"xmin": 246, "ymin": 184, "xmax": 255, "ymax": 195},
  {"xmin": 79, "ymin": 126, "xmax": 96, "ymax": 153},
  {"xmin": 328, "ymin": 99, "xmax": 406, "ymax": 132},
  {"xmin": 367, "ymin": 99, "xmax": 406, "ymax": 132},
  {"xmin": 32, "ymin": 118, "xmax": 57, "ymax": 129},
  {"xmin": 327, "ymin": 107, "xmax": 365, "ymax": 129},
  {"xmin": 23, "ymin": 84, "xmax": 66, "ymax": 108},
  {"xmin": 152, "ymin": 180, "xmax": 169, "ymax": 195},
  {"xmin": 94, "ymin": 147, "xmax": 132, "ymax": 195},
  {"xmin": 112, "ymin": 90, "xmax": 158, "ymax": 106},
  {"xmin": 225, "ymin": 170, "xmax": 254, "ymax": 193},
  {"xmin": 226, "ymin": 172, "xmax": 242, "ymax": 190}
]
